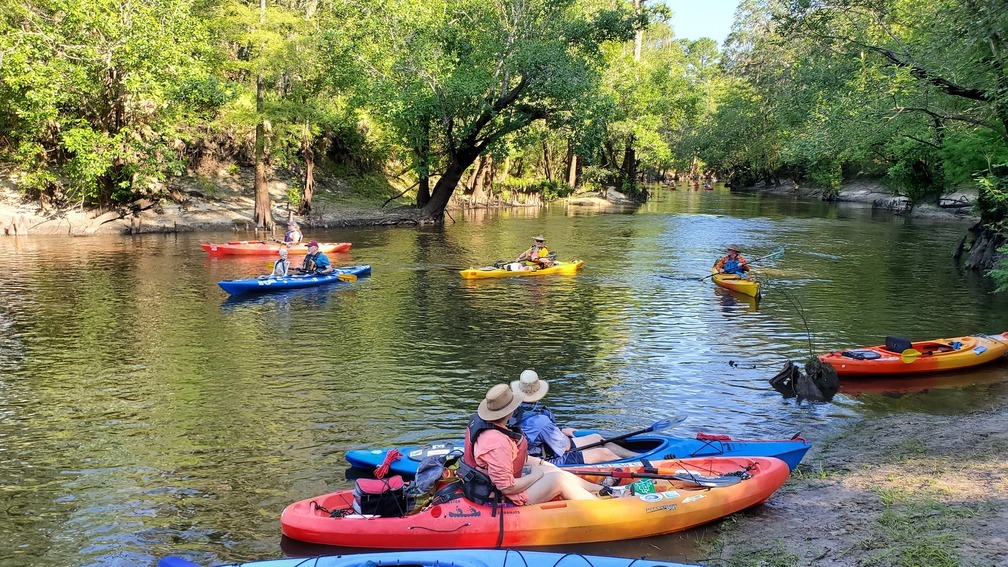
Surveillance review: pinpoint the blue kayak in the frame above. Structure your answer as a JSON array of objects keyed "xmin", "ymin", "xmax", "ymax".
[
  {"xmin": 218, "ymin": 265, "xmax": 371, "ymax": 296},
  {"xmin": 159, "ymin": 549, "xmax": 698, "ymax": 567},
  {"xmin": 345, "ymin": 431, "xmax": 811, "ymax": 476}
]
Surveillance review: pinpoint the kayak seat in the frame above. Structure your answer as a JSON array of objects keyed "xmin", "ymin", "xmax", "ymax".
[
  {"xmin": 884, "ymin": 336, "xmax": 913, "ymax": 353},
  {"xmin": 841, "ymin": 350, "xmax": 882, "ymax": 360}
]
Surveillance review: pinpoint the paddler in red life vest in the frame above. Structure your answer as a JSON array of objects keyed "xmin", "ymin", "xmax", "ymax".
[
  {"xmin": 713, "ymin": 244, "xmax": 750, "ymax": 277},
  {"xmin": 458, "ymin": 384, "xmax": 603, "ymax": 506}
]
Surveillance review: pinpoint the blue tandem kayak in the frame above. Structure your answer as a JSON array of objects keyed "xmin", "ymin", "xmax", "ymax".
[
  {"xmin": 159, "ymin": 549, "xmax": 698, "ymax": 567},
  {"xmin": 345, "ymin": 430, "xmax": 811, "ymax": 476},
  {"xmin": 218, "ymin": 265, "xmax": 371, "ymax": 296}
]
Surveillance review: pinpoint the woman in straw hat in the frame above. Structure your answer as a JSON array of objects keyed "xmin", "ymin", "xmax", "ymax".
[
  {"xmin": 510, "ymin": 370, "xmax": 640, "ymax": 465},
  {"xmin": 457, "ymin": 384, "xmax": 602, "ymax": 506},
  {"xmin": 712, "ymin": 243, "xmax": 750, "ymax": 276}
]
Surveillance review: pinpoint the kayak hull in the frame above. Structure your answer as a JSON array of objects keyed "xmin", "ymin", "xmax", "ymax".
[
  {"xmin": 201, "ymin": 241, "xmax": 352, "ymax": 256},
  {"xmin": 460, "ymin": 260, "xmax": 584, "ymax": 279},
  {"xmin": 345, "ymin": 431, "xmax": 810, "ymax": 475},
  {"xmin": 820, "ymin": 332, "xmax": 1008, "ymax": 376},
  {"xmin": 218, "ymin": 265, "xmax": 371, "ymax": 296},
  {"xmin": 711, "ymin": 272, "xmax": 761, "ymax": 298},
  {"xmin": 281, "ymin": 456, "xmax": 790, "ymax": 548},
  {"xmin": 158, "ymin": 549, "xmax": 697, "ymax": 567}
]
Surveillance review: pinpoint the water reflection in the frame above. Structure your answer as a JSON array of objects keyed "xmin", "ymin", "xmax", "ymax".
[{"xmin": 2, "ymin": 191, "xmax": 1008, "ymax": 566}]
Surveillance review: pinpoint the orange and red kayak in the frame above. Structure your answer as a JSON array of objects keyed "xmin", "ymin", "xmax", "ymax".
[
  {"xmin": 280, "ymin": 456, "xmax": 789, "ymax": 549},
  {"xmin": 819, "ymin": 332, "xmax": 1008, "ymax": 376},
  {"xmin": 201, "ymin": 241, "xmax": 351, "ymax": 257}
]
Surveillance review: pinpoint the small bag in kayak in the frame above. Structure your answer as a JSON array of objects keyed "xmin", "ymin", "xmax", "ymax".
[{"xmin": 352, "ymin": 475, "xmax": 410, "ymax": 517}]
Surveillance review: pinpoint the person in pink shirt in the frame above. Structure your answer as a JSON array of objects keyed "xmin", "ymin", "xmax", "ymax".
[{"xmin": 458, "ymin": 383, "xmax": 601, "ymax": 506}]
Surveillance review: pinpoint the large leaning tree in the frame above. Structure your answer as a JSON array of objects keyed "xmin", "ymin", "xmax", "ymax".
[{"xmin": 348, "ymin": 0, "xmax": 637, "ymax": 223}]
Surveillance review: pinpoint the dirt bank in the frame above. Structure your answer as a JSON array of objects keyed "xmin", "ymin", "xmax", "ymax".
[
  {"xmin": 704, "ymin": 404, "xmax": 1008, "ymax": 567},
  {"xmin": 0, "ymin": 168, "xmax": 412, "ymax": 237},
  {"xmin": 743, "ymin": 179, "xmax": 980, "ymax": 223}
]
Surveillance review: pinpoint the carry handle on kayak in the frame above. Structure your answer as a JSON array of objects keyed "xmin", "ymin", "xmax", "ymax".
[{"xmin": 574, "ymin": 416, "xmax": 685, "ymax": 451}]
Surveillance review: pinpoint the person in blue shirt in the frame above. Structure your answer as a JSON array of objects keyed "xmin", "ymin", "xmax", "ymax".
[
  {"xmin": 712, "ymin": 244, "xmax": 750, "ymax": 276},
  {"xmin": 509, "ymin": 370, "xmax": 640, "ymax": 465},
  {"xmin": 295, "ymin": 241, "xmax": 333, "ymax": 275}
]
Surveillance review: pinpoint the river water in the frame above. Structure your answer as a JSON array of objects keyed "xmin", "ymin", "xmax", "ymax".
[{"xmin": 1, "ymin": 187, "xmax": 1007, "ymax": 566}]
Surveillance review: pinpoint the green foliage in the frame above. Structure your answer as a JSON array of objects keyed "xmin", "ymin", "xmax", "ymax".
[
  {"xmin": 989, "ymin": 245, "xmax": 1008, "ymax": 293},
  {"xmin": 975, "ymin": 164, "xmax": 1008, "ymax": 226}
]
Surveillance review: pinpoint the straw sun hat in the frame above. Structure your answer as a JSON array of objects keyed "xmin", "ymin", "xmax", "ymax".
[
  {"xmin": 478, "ymin": 384, "xmax": 525, "ymax": 421},
  {"xmin": 510, "ymin": 369, "xmax": 548, "ymax": 403}
]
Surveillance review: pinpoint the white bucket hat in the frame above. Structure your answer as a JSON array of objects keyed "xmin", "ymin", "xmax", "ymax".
[{"xmin": 510, "ymin": 369, "xmax": 549, "ymax": 403}]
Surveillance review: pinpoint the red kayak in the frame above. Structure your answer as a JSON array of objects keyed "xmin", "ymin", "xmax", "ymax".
[{"xmin": 201, "ymin": 241, "xmax": 351, "ymax": 257}]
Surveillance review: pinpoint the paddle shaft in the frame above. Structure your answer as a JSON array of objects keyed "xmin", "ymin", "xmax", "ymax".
[
  {"xmin": 566, "ymin": 468, "xmax": 743, "ymax": 487},
  {"xmin": 573, "ymin": 416, "xmax": 684, "ymax": 451}
]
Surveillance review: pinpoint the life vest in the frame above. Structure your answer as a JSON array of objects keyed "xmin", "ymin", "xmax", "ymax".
[
  {"xmin": 723, "ymin": 258, "xmax": 743, "ymax": 274},
  {"xmin": 459, "ymin": 414, "xmax": 527, "ymax": 506},
  {"xmin": 273, "ymin": 259, "xmax": 289, "ymax": 276},
  {"xmin": 302, "ymin": 252, "xmax": 319, "ymax": 273},
  {"xmin": 284, "ymin": 229, "xmax": 301, "ymax": 243}
]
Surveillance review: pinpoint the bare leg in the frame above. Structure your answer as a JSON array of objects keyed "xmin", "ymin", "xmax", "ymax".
[
  {"xmin": 531, "ymin": 463, "xmax": 602, "ymax": 492},
  {"xmin": 525, "ymin": 470, "xmax": 600, "ymax": 504},
  {"xmin": 572, "ymin": 434, "xmax": 640, "ymax": 459}
]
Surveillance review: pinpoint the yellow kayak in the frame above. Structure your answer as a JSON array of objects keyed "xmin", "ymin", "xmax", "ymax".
[
  {"xmin": 712, "ymin": 271, "xmax": 761, "ymax": 298},
  {"xmin": 460, "ymin": 260, "xmax": 585, "ymax": 279}
]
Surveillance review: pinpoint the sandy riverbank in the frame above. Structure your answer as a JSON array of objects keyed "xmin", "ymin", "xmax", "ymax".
[{"xmin": 702, "ymin": 403, "xmax": 1008, "ymax": 567}]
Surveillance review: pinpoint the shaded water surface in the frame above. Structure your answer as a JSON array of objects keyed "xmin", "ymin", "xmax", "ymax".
[{"xmin": 1, "ymin": 187, "xmax": 1007, "ymax": 566}]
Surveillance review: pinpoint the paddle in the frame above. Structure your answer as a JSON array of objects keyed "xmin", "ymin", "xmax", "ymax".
[
  {"xmin": 262, "ymin": 263, "xmax": 358, "ymax": 282},
  {"xmin": 573, "ymin": 416, "xmax": 685, "ymax": 451},
  {"xmin": 901, "ymin": 348, "xmax": 923, "ymax": 363},
  {"xmin": 700, "ymin": 246, "xmax": 785, "ymax": 282},
  {"xmin": 565, "ymin": 467, "xmax": 744, "ymax": 488}
]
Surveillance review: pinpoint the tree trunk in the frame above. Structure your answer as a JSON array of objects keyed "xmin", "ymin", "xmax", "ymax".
[
  {"xmin": 301, "ymin": 152, "xmax": 314, "ymax": 216},
  {"xmin": 542, "ymin": 141, "xmax": 554, "ymax": 182},
  {"xmin": 254, "ymin": 76, "xmax": 274, "ymax": 230},
  {"xmin": 420, "ymin": 151, "xmax": 480, "ymax": 222},
  {"xmin": 471, "ymin": 156, "xmax": 488, "ymax": 203},
  {"xmin": 620, "ymin": 138, "xmax": 636, "ymax": 190},
  {"xmin": 414, "ymin": 125, "xmax": 432, "ymax": 208},
  {"xmin": 565, "ymin": 141, "xmax": 577, "ymax": 188}
]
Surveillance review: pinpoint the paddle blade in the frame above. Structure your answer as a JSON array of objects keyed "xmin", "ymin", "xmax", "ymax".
[
  {"xmin": 762, "ymin": 246, "xmax": 785, "ymax": 261},
  {"xmin": 901, "ymin": 348, "xmax": 922, "ymax": 363},
  {"xmin": 337, "ymin": 273, "xmax": 358, "ymax": 282},
  {"xmin": 648, "ymin": 415, "xmax": 686, "ymax": 432}
]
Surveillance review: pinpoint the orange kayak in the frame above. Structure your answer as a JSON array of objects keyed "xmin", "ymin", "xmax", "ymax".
[
  {"xmin": 280, "ymin": 456, "xmax": 790, "ymax": 549},
  {"xmin": 819, "ymin": 332, "xmax": 1008, "ymax": 376},
  {"xmin": 201, "ymin": 241, "xmax": 351, "ymax": 257}
]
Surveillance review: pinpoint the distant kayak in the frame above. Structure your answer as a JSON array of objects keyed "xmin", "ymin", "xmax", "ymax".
[
  {"xmin": 820, "ymin": 332, "xmax": 1008, "ymax": 376},
  {"xmin": 346, "ymin": 431, "xmax": 810, "ymax": 475},
  {"xmin": 218, "ymin": 265, "xmax": 371, "ymax": 296},
  {"xmin": 159, "ymin": 549, "xmax": 699, "ymax": 567},
  {"xmin": 201, "ymin": 241, "xmax": 351, "ymax": 256},
  {"xmin": 460, "ymin": 260, "xmax": 585, "ymax": 279},
  {"xmin": 712, "ymin": 271, "xmax": 761, "ymax": 298}
]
